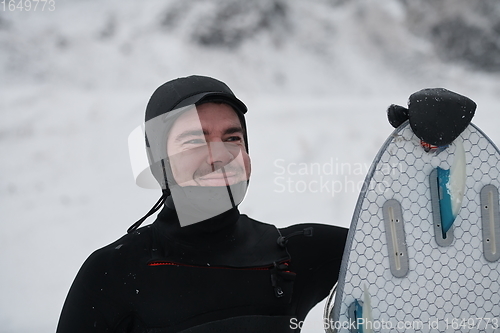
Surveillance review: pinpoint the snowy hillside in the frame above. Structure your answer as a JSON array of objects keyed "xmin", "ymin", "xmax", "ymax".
[{"xmin": 1, "ymin": 0, "xmax": 500, "ymax": 332}]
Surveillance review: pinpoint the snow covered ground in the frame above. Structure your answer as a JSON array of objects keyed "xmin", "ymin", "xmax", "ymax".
[{"xmin": 1, "ymin": 0, "xmax": 500, "ymax": 332}]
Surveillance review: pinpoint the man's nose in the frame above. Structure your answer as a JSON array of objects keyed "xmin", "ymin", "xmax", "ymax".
[{"xmin": 206, "ymin": 142, "xmax": 236, "ymax": 169}]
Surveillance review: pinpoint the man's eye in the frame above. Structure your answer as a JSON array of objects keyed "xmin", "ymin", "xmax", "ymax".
[
  {"xmin": 184, "ymin": 138, "xmax": 205, "ymax": 145},
  {"xmin": 226, "ymin": 136, "xmax": 242, "ymax": 142}
]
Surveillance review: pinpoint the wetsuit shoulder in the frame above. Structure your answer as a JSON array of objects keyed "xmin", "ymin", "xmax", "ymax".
[{"xmin": 57, "ymin": 226, "xmax": 155, "ymax": 333}]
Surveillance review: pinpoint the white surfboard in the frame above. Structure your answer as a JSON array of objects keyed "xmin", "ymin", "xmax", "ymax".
[{"xmin": 325, "ymin": 121, "xmax": 500, "ymax": 333}]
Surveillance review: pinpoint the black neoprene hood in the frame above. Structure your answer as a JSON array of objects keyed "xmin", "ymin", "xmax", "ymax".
[
  {"xmin": 145, "ymin": 75, "xmax": 247, "ymax": 123},
  {"xmin": 141, "ymin": 75, "xmax": 250, "ymax": 206}
]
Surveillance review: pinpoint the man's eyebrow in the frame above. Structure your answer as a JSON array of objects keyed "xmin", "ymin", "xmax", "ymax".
[
  {"xmin": 224, "ymin": 126, "xmax": 244, "ymax": 135},
  {"xmin": 174, "ymin": 129, "xmax": 205, "ymax": 143},
  {"xmin": 174, "ymin": 126, "xmax": 244, "ymax": 143}
]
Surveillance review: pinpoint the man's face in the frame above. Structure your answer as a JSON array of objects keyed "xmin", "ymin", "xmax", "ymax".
[{"xmin": 166, "ymin": 103, "xmax": 251, "ymax": 187}]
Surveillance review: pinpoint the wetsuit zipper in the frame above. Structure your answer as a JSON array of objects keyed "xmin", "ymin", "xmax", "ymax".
[{"xmin": 147, "ymin": 260, "xmax": 291, "ymax": 271}]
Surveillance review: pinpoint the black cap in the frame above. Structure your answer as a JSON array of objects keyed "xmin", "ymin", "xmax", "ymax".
[
  {"xmin": 387, "ymin": 88, "xmax": 476, "ymax": 146},
  {"xmin": 145, "ymin": 75, "xmax": 247, "ymax": 122}
]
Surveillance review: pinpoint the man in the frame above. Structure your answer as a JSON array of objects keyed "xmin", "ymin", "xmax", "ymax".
[{"xmin": 57, "ymin": 75, "xmax": 348, "ymax": 332}]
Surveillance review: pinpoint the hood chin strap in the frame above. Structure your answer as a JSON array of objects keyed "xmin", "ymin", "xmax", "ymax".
[{"xmin": 127, "ymin": 192, "xmax": 168, "ymax": 234}]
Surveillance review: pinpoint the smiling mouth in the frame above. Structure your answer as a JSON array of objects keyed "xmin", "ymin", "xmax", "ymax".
[
  {"xmin": 199, "ymin": 172, "xmax": 237, "ymax": 180},
  {"xmin": 196, "ymin": 168, "xmax": 242, "ymax": 186}
]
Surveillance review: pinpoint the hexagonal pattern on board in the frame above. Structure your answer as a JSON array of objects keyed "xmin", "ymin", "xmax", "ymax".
[{"xmin": 326, "ymin": 122, "xmax": 500, "ymax": 333}]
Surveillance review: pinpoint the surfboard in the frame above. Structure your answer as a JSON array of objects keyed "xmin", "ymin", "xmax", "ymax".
[{"xmin": 324, "ymin": 120, "xmax": 500, "ymax": 333}]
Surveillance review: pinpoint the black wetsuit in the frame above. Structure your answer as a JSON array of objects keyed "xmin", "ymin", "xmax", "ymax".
[{"xmin": 57, "ymin": 204, "xmax": 348, "ymax": 333}]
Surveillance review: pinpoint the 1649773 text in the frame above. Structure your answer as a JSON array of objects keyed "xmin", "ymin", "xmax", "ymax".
[{"xmin": 1, "ymin": 0, "xmax": 55, "ymax": 11}]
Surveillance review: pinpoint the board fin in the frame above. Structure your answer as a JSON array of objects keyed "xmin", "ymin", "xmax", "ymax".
[
  {"xmin": 430, "ymin": 169, "xmax": 454, "ymax": 246},
  {"xmin": 435, "ymin": 138, "xmax": 466, "ymax": 238},
  {"xmin": 348, "ymin": 300, "xmax": 364, "ymax": 333},
  {"xmin": 346, "ymin": 286, "xmax": 374, "ymax": 333},
  {"xmin": 362, "ymin": 284, "xmax": 373, "ymax": 333}
]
